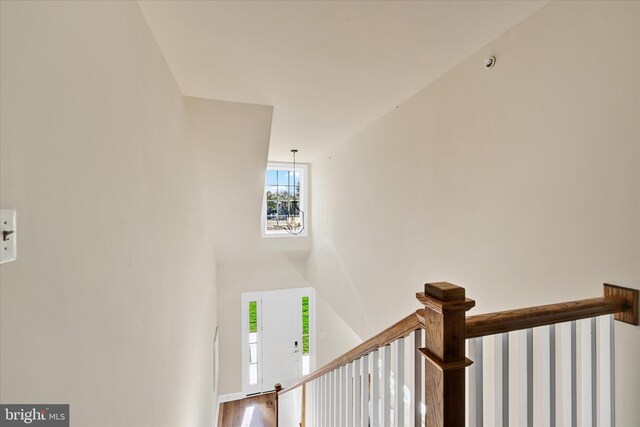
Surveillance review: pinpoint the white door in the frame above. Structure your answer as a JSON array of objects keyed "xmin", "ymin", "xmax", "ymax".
[
  {"xmin": 241, "ymin": 287, "xmax": 315, "ymax": 395},
  {"xmin": 261, "ymin": 290, "xmax": 299, "ymax": 391}
]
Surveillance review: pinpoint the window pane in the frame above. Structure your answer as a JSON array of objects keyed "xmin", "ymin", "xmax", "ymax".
[
  {"xmin": 266, "ymin": 185, "xmax": 277, "ymax": 196},
  {"xmin": 302, "ymin": 296, "xmax": 309, "ymax": 335},
  {"xmin": 266, "ymin": 201, "xmax": 277, "ymax": 217},
  {"xmin": 249, "ymin": 363, "xmax": 258, "ymax": 385},
  {"xmin": 249, "ymin": 343, "xmax": 258, "ymax": 363},
  {"xmin": 278, "ymin": 202, "xmax": 289, "ymax": 216},
  {"xmin": 302, "ymin": 296, "xmax": 310, "ymax": 354},
  {"xmin": 302, "ymin": 354, "xmax": 310, "ymax": 375},
  {"xmin": 277, "ymin": 170, "xmax": 293, "ymax": 186},
  {"xmin": 266, "ymin": 170, "xmax": 278, "ymax": 186},
  {"xmin": 249, "ymin": 332, "xmax": 257, "ymax": 344},
  {"xmin": 249, "ymin": 301, "xmax": 257, "ymax": 333},
  {"xmin": 277, "ymin": 186, "xmax": 291, "ymax": 198},
  {"xmin": 302, "ymin": 335, "xmax": 309, "ymax": 354}
]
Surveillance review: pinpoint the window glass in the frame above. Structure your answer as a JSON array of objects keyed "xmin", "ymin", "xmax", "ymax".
[
  {"xmin": 249, "ymin": 301, "xmax": 257, "ymax": 333},
  {"xmin": 302, "ymin": 296, "xmax": 310, "ymax": 375},
  {"xmin": 263, "ymin": 163, "xmax": 306, "ymax": 236},
  {"xmin": 302, "ymin": 296, "xmax": 310, "ymax": 354},
  {"xmin": 248, "ymin": 300, "xmax": 258, "ymax": 385}
]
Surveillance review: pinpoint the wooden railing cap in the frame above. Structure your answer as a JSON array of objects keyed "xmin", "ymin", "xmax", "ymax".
[{"xmin": 424, "ymin": 282, "xmax": 466, "ymax": 301}]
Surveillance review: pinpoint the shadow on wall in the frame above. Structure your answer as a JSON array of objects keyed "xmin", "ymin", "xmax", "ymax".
[{"xmin": 305, "ymin": 235, "xmax": 372, "ymax": 338}]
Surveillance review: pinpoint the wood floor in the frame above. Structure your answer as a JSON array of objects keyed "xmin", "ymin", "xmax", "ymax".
[{"xmin": 218, "ymin": 393, "xmax": 276, "ymax": 427}]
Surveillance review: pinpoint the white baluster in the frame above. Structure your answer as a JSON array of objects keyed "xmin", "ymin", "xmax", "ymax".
[
  {"xmin": 343, "ymin": 363, "xmax": 353, "ymax": 427},
  {"xmin": 325, "ymin": 373, "xmax": 329, "ymax": 427},
  {"xmin": 372, "ymin": 349, "xmax": 380, "ymax": 426},
  {"xmin": 518, "ymin": 329, "xmax": 533, "ymax": 427},
  {"xmin": 318, "ymin": 377, "xmax": 322, "ymax": 427},
  {"xmin": 338, "ymin": 366, "xmax": 344, "ymax": 426},
  {"xmin": 333, "ymin": 369, "xmax": 338, "ymax": 427},
  {"xmin": 318, "ymin": 376, "xmax": 323, "ymax": 427},
  {"xmin": 336, "ymin": 368, "xmax": 342, "ymax": 427},
  {"xmin": 579, "ymin": 318, "xmax": 596, "ymax": 427},
  {"xmin": 383, "ymin": 344, "xmax": 391, "ymax": 427},
  {"xmin": 343, "ymin": 364, "xmax": 350, "ymax": 427},
  {"xmin": 325, "ymin": 373, "xmax": 330, "ymax": 427},
  {"xmin": 598, "ymin": 315, "xmax": 615, "ymax": 427},
  {"xmin": 327, "ymin": 372, "xmax": 332, "ymax": 427},
  {"xmin": 539, "ymin": 325, "xmax": 556, "ymax": 427},
  {"xmin": 322, "ymin": 374, "xmax": 326, "ymax": 427},
  {"xmin": 561, "ymin": 321, "xmax": 577, "ymax": 427},
  {"xmin": 469, "ymin": 336, "xmax": 483, "ymax": 427},
  {"xmin": 395, "ymin": 338, "xmax": 405, "ymax": 427},
  {"xmin": 354, "ymin": 358, "xmax": 361, "ymax": 427},
  {"xmin": 494, "ymin": 333, "xmax": 509, "ymax": 427},
  {"xmin": 363, "ymin": 353, "xmax": 370, "ymax": 427},
  {"xmin": 315, "ymin": 379, "xmax": 318, "ymax": 426}
]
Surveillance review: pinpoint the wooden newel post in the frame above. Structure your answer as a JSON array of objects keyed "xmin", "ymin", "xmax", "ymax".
[{"xmin": 417, "ymin": 282, "xmax": 475, "ymax": 427}]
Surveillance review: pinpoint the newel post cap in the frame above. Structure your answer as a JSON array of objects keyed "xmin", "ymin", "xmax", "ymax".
[
  {"xmin": 424, "ymin": 282, "xmax": 466, "ymax": 301},
  {"xmin": 418, "ymin": 282, "xmax": 475, "ymax": 311}
]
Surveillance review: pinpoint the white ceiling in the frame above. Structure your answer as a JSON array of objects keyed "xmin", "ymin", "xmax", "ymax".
[{"xmin": 138, "ymin": 1, "xmax": 548, "ymax": 162}]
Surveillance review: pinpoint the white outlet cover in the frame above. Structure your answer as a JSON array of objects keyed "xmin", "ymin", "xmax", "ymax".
[{"xmin": 1, "ymin": 209, "xmax": 17, "ymax": 264}]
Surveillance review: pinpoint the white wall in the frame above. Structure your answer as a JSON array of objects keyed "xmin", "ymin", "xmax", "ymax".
[
  {"xmin": 184, "ymin": 98, "xmax": 362, "ymax": 397},
  {"xmin": 308, "ymin": 1, "xmax": 639, "ymax": 425},
  {"xmin": 0, "ymin": 2, "xmax": 219, "ymax": 425}
]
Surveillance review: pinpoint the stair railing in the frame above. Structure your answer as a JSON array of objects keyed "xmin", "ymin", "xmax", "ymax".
[{"xmin": 276, "ymin": 282, "xmax": 638, "ymax": 427}]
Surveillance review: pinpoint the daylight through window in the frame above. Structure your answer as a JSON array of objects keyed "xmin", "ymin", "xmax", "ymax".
[
  {"xmin": 248, "ymin": 300, "xmax": 258, "ymax": 385},
  {"xmin": 262, "ymin": 163, "xmax": 307, "ymax": 236}
]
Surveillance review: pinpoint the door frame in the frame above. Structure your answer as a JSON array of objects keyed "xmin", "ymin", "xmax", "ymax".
[{"xmin": 241, "ymin": 287, "xmax": 316, "ymax": 395}]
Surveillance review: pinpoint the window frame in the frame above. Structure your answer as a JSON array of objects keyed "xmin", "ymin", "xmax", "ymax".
[{"xmin": 261, "ymin": 162, "xmax": 308, "ymax": 238}]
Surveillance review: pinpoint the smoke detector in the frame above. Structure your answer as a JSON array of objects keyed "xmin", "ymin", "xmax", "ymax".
[{"xmin": 484, "ymin": 56, "xmax": 496, "ymax": 70}]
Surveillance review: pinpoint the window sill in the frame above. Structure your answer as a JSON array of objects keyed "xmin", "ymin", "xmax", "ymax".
[{"xmin": 261, "ymin": 231, "xmax": 309, "ymax": 239}]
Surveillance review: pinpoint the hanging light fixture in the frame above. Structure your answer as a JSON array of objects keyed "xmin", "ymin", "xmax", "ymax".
[{"xmin": 284, "ymin": 149, "xmax": 304, "ymax": 235}]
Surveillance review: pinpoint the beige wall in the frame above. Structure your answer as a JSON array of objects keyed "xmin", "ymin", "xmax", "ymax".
[
  {"xmin": 308, "ymin": 1, "xmax": 639, "ymax": 425},
  {"xmin": 185, "ymin": 97, "xmax": 361, "ymax": 396},
  {"xmin": 0, "ymin": 1, "xmax": 362, "ymax": 417},
  {"xmin": 0, "ymin": 2, "xmax": 220, "ymax": 425}
]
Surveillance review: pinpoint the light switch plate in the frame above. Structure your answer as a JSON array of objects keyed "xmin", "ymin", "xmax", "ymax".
[{"xmin": 1, "ymin": 209, "xmax": 17, "ymax": 264}]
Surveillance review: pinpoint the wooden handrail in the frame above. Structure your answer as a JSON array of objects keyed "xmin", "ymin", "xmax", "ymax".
[
  {"xmin": 275, "ymin": 282, "xmax": 638, "ymax": 427},
  {"xmin": 465, "ymin": 296, "xmax": 626, "ymax": 338},
  {"xmin": 466, "ymin": 284, "xmax": 638, "ymax": 339},
  {"xmin": 278, "ymin": 308, "xmax": 424, "ymax": 395}
]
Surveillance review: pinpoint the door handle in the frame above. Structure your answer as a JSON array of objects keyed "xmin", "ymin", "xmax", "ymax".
[{"xmin": 294, "ymin": 340, "xmax": 299, "ymax": 353}]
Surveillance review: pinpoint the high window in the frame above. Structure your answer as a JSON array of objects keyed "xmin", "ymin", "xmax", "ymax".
[{"xmin": 262, "ymin": 162, "xmax": 308, "ymax": 237}]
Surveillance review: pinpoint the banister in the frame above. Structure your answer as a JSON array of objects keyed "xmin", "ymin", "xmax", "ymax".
[
  {"xmin": 465, "ymin": 283, "xmax": 638, "ymax": 339},
  {"xmin": 276, "ymin": 281, "xmax": 638, "ymax": 427},
  {"xmin": 278, "ymin": 308, "xmax": 424, "ymax": 395}
]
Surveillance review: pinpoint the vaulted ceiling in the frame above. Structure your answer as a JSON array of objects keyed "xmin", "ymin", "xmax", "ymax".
[{"xmin": 138, "ymin": 1, "xmax": 548, "ymax": 162}]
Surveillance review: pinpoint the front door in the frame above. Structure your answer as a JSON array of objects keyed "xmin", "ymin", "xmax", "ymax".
[
  {"xmin": 241, "ymin": 287, "xmax": 314, "ymax": 395},
  {"xmin": 261, "ymin": 290, "xmax": 299, "ymax": 391}
]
